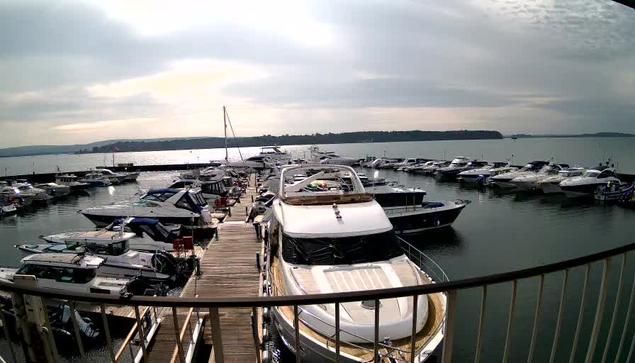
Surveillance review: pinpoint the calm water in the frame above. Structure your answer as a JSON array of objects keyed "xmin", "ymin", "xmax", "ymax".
[
  {"xmin": 1, "ymin": 138, "xmax": 635, "ymax": 362},
  {"xmin": 2, "ymin": 137, "xmax": 635, "ymax": 176}
]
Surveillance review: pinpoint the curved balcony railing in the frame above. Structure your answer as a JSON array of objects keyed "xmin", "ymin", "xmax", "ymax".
[{"xmin": 1, "ymin": 241, "xmax": 634, "ymax": 363}]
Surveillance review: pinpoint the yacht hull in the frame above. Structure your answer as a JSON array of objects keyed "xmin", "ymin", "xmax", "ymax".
[
  {"xmin": 561, "ymin": 183, "xmax": 603, "ymax": 198},
  {"xmin": 385, "ymin": 202, "xmax": 467, "ymax": 234},
  {"xmin": 539, "ymin": 183, "xmax": 563, "ymax": 194},
  {"xmin": 82, "ymin": 212, "xmax": 200, "ymax": 228}
]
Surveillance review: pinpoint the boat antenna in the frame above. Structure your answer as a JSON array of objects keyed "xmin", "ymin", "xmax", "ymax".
[
  {"xmin": 224, "ymin": 107, "xmax": 244, "ymax": 162},
  {"xmin": 223, "ymin": 106, "xmax": 228, "ymax": 165}
]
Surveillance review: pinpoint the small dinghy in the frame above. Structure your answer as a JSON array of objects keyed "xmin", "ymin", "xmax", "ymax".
[{"xmin": 595, "ymin": 182, "xmax": 634, "ymax": 202}]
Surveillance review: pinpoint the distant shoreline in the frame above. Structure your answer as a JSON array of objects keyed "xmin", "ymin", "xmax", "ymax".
[
  {"xmin": 0, "ymin": 130, "xmax": 503, "ymax": 158},
  {"xmin": 508, "ymin": 132, "xmax": 635, "ymax": 139}
]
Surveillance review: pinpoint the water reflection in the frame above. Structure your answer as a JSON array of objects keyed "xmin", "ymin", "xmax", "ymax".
[{"xmin": 403, "ymin": 227, "xmax": 465, "ymax": 253}]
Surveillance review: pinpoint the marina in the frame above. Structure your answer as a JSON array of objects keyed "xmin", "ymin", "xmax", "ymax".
[{"xmin": 1, "ymin": 140, "xmax": 635, "ymax": 362}]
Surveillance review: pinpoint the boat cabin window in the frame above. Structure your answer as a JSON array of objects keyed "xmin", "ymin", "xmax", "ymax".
[
  {"xmin": 583, "ymin": 170, "xmax": 601, "ymax": 178},
  {"xmin": 143, "ymin": 191, "xmax": 177, "ymax": 202},
  {"xmin": 597, "ymin": 170, "xmax": 616, "ymax": 179},
  {"xmin": 17, "ymin": 265, "xmax": 97, "ymax": 283},
  {"xmin": 281, "ymin": 230, "xmax": 403, "ymax": 265},
  {"xmin": 175, "ymin": 193, "xmax": 204, "ymax": 211},
  {"xmin": 201, "ymin": 181, "xmax": 225, "ymax": 195}
]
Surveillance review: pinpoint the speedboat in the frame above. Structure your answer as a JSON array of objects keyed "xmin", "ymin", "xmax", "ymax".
[
  {"xmin": 264, "ymin": 164, "xmax": 447, "ymax": 362},
  {"xmin": 489, "ymin": 161, "xmax": 550, "ymax": 189},
  {"xmin": 370, "ymin": 158, "xmax": 402, "ymax": 169},
  {"xmin": 537, "ymin": 168, "xmax": 586, "ymax": 194},
  {"xmin": 392, "ymin": 158, "xmax": 421, "ymax": 170},
  {"xmin": 94, "ymin": 168, "xmax": 127, "ymax": 184},
  {"xmin": 318, "ymin": 153, "xmax": 358, "ymax": 166},
  {"xmin": 13, "ymin": 181, "xmax": 52, "ymax": 203},
  {"xmin": 35, "ymin": 183, "xmax": 71, "ymax": 198},
  {"xmin": 457, "ymin": 162, "xmax": 513, "ymax": 186},
  {"xmin": 509, "ymin": 163, "xmax": 570, "ymax": 191},
  {"xmin": 0, "ymin": 183, "xmax": 34, "ymax": 207},
  {"xmin": 41, "ymin": 218, "xmax": 183, "ymax": 252},
  {"xmin": 413, "ymin": 161, "xmax": 450, "ymax": 175},
  {"xmin": 434, "ymin": 157, "xmax": 474, "ymax": 181},
  {"xmin": 0, "ymin": 254, "xmax": 131, "ymax": 295},
  {"xmin": 560, "ymin": 166, "xmax": 621, "ymax": 198},
  {"xmin": 55, "ymin": 174, "xmax": 91, "ymax": 192},
  {"xmin": 79, "ymin": 172, "xmax": 112, "ymax": 187},
  {"xmin": 259, "ymin": 146, "xmax": 291, "ymax": 166},
  {"xmin": 80, "ymin": 188, "xmax": 213, "ymax": 227},
  {"xmin": 0, "ymin": 203, "xmax": 17, "ymax": 216},
  {"xmin": 384, "ymin": 200, "xmax": 469, "ymax": 234},
  {"xmin": 15, "ymin": 238, "xmax": 180, "ymax": 284}
]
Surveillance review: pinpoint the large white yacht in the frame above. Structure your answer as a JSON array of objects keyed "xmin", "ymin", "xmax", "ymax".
[
  {"xmin": 81, "ymin": 188, "xmax": 213, "ymax": 227},
  {"xmin": 264, "ymin": 164, "xmax": 446, "ymax": 362},
  {"xmin": 560, "ymin": 166, "xmax": 621, "ymax": 198},
  {"xmin": 55, "ymin": 174, "xmax": 91, "ymax": 192}
]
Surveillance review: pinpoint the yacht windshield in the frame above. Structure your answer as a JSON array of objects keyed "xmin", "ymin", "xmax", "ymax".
[
  {"xmin": 281, "ymin": 231, "xmax": 403, "ymax": 265},
  {"xmin": 583, "ymin": 171, "xmax": 601, "ymax": 178}
]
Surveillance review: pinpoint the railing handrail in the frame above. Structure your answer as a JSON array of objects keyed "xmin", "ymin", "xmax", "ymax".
[{"xmin": 2, "ymin": 241, "xmax": 634, "ymax": 307}]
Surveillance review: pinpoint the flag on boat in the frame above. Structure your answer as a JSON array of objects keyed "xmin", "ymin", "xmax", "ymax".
[{"xmin": 114, "ymin": 147, "xmax": 119, "ymax": 152}]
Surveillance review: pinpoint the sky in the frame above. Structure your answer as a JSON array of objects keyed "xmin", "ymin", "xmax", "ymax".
[{"xmin": 0, "ymin": 0, "xmax": 634, "ymax": 147}]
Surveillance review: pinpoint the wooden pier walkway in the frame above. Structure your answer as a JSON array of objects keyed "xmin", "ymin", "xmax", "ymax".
[{"xmin": 146, "ymin": 175, "xmax": 262, "ymax": 363}]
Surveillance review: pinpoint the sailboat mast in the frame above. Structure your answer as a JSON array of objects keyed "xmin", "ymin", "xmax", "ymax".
[{"xmin": 223, "ymin": 106, "xmax": 228, "ymax": 164}]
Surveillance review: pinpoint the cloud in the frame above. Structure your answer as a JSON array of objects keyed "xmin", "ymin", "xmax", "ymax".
[
  {"xmin": 52, "ymin": 118, "xmax": 156, "ymax": 132},
  {"xmin": 0, "ymin": 0, "xmax": 634, "ymax": 147}
]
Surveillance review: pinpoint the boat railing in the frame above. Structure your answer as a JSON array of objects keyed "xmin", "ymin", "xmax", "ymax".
[{"xmin": 2, "ymin": 241, "xmax": 635, "ymax": 363}]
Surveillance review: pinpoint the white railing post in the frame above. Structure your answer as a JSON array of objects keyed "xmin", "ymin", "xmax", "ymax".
[
  {"xmin": 584, "ymin": 258, "xmax": 612, "ymax": 363},
  {"xmin": 569, "ymin": 264, "xmax": 591, "ymax": 363},
  {"xmin": 527, "ymin": 274, "xmax": 545, "ymax": 363},
  {"xmin": 474, "ymin": 285, "xmax": 488, "ymax": 363},
  {"xmin": 442, "ymin": 290, "xmax": 458, "ymax": 363},
  {"xmin": 601, "ymin": 253, "xmax": 627, "ymax": 363},
  {"xmin": 549, "ymin": 269, "xmax": 569, "ymax": 363},
  {"xmin": 502, "ymin": 280, "xmax": 518, "ymax": 363}
]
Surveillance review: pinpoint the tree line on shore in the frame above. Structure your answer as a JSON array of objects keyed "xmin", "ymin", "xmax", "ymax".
[{"xmin": 79, "ymin": 130, "xmax": 503, "ymax": 154}]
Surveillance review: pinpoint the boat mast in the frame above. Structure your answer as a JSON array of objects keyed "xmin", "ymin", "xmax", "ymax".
[{"xmin": 223, "ymin": 105, "xmax": 228, "ymax": 164}]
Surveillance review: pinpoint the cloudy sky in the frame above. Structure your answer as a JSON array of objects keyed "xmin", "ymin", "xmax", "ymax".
[{"xmin": 0, "ymin": 0, "xmax": 633, "ymax": 147}]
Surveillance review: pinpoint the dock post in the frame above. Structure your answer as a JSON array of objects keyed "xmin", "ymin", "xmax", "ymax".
[{"xmin": 11, "ymin": 286, "xmax": 58, "ymax": 362}]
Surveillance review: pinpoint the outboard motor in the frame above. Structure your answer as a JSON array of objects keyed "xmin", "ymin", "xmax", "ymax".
[{"xmin": 60, "ymin": 305, "xmax": 100, "ymax": 339}]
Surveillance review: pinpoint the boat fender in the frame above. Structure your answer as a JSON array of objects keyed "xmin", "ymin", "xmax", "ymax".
[
  {"xmin": 256, "ymin": 252, "xmax": 261, "ymax": 271},
  {"xmin": 434, "ymin": 219, "xmax": 440, "ymax": 227},
  {"xmin": 262, "ymin": 326, "xmax": 269, "ymax": 342},
  {"xmin": 262, "ymin": 307, "xmax": 270, "ymax": 322},
  {"xmin": 261, "ymin": 350, "xmax": 270, "ymax": 363}
]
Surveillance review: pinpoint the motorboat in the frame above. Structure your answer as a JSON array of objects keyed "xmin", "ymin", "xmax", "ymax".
[
  {"xmin": 404, "ymin": 161, "xmax": 435, "ymax": 173},
  {"xmin": 595, "ymin": 183, "xmax": 634, "ymax": 202},
  {"xmin": 263, "ymin": 164, "xmax": 446, "ymax": 362},
  {"xmin": 96, "ymin": 168, "xmax": 140, "ymax": 183},
  {"xmin": 509, "ymin": 163, "xmax": 571, "ymax": 191},
  {"xmin": 318, "ymin": 152, "xmax": 358, "ymax": 166},
  {"xmin": 434, "ymin": 157, "xmax": 474, "ymax": 181},
  {"xmin": 55, "ymin": 174, "xmax": 91, "ymax": 192},
  {"xmin": 35, "ymin": 183, "xmax": 71, "ymax": 198},
  {"xmin": 13, "ymin": 181, "xmax": 52, "ymax": 203},
  {"xmin": 560, "ymin": 166, "xmax": 621, "ymax": 198},
  {"xmin": 0, "ymin": 182, "xmax": 34, "ymax": 207},
  {"xmin": 413, "ymin": 161, "xmax": 450, "ymax": 175},
  {"xmin": 384, "ymin": 200, "xmax": 469, "ymax": 234},
  {"xmin": 0, "ymin": 202, "xmax": 17, "ymax": 216},
  {"xmin": 392, "ymin": 158, "xmax": 421, "ymax": 170},
  {"xmin": 370, "ymin": 158, "xmax": 402, "ymax": 169},
  {"xmin": 457, "ymin": 162, "xmax": 513, "ymax": 186},
  {"xmin": 489, "ymin": 161, "xmax": 550, "ymax": 189},
  {"xmin": 15, "ymin": 237, "xmax": 181, "ymax": 284},
  {"xmin": 537, "ymin": 168, "xmax": 586, "ymax": 194},
  {"xmin": 0, "ymin": 254, "xmax": 132, "ymax": 295},
  {"xmin": 259, "ymin": 146, "xmax": 291, "ymax": 166},
  {"xmin": 80, "ymin": 188, "xmax": 213, "ymax": 227},
  {"xmin": 78, "ymin": 172, "xmax": 112, "ymax": 187},
  {"xmin": 41, "ymin": 218, "xmax": 183, "ymax": 252},
  {"xmin": 169, "ymin": 177, "xmax": 232, "ymax": 208}
]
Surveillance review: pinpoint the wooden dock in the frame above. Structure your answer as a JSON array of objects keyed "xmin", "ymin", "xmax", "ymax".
[{"xmin": 146, "ymin": 175, "xmax": 262, "ymax": 363}]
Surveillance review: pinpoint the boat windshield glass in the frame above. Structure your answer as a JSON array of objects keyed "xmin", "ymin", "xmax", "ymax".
[
  {"xmin": 143, "ymin": 191, "xmax": 177, "ymax": 202},
  {"xmin": 583, "ymin": 170, "xmax": 601, "ymax": 178},
  {"xmin": 17, "ymin": 265, "xmax": 97, "ymax": 283},
  {"xmin": 281, "ymin": 230, "xmax": 403, "ymax": 265}
]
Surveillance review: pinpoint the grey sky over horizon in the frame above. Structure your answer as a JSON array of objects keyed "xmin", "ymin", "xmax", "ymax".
[{"xmin": 0, "ymin": 0, "xmax": 633, "ymax": 147}]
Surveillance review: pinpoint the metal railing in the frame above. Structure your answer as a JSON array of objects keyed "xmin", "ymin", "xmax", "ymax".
[{"xmin": 1, "ymin": 241, "xmax": 635, "ymax": 362}]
